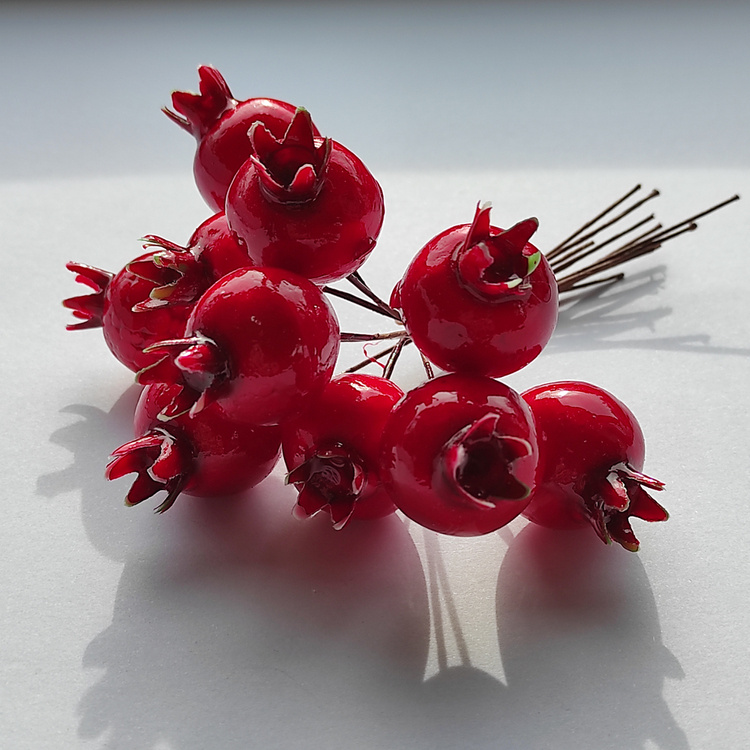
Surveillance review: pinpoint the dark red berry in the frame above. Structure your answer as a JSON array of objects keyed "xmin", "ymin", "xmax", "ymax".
[
  {"xmin": 63, "ymin": 255, "xmax": 193, "ymax": 372},
  {"xmin": 164, "ymin": 65, "xmax": 312, "ymax": 212},
  {"xmin": 225, "ymin": 108, "xmax": 385, "ymax": 284},
  {"xmin": 138, "ymin": 266, "xmax": 340, "ymax": 426},
  {"xmin": 106, "ymin": 381, "xmax": 282, "ymax": 512},
  {"xmin": 380, "ymin": 373, "xmax": 538, "ymax": 536},
  {"xmin": 521, "ymin": 381, "xmax": 668, "ymax": 551},
  {"xmin": 392, "ymin": 202, "xmax": 558, "ymax": 377},
  {"xmin": 282, "ymin": 373, "xmax": 404, "ymax": 529}
]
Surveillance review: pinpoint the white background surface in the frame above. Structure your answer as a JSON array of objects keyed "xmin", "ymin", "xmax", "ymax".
[{"xmin": 2, "ymin": 2, "xmax": 749, "ymax": 749}]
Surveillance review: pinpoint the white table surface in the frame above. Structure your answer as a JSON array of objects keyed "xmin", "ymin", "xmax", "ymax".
[{"xmin": 2, "ymin": 2, "xmax": 749, "ymax": 749}]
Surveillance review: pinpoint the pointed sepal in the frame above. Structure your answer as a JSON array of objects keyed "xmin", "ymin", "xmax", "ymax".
[
  {"xmin": 585, "ymin": 461, "xmax": 667, "ymax": 552},
  {"xmin": 128, "ymin": 240, "xmax": 205, "ymax": 310},
  {"xmin": 163, "ymin": 65, "xmax": 236, "ymax": 139},
  {"xmin": 442, "ymin": 414, "xmax": 534, "ymax": 510},
  {"xmin": 106, "ymin": 428, "xmax": 191, "ymax": 512},
  {"xmin": 285, "ymin": 443, "xmax": 365, "ymax": 530},
  {"xmin": 249, "ymin": 108, "xmax": 330, "ymax": 203},
  {"xmin": 137, "ymin": 336, "xmax": 228, "ymax": 419},
  {"xmin": 63, "ymin": 262, "xmax": 114, "ymax": 330},
  {"xmin": 455, "ymin": 205, "xmax": 541, "ymax": 300}
]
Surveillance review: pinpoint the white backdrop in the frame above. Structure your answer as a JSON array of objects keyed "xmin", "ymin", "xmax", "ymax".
[{"xmin": 2, "ymin": 2, "xmax": 749, "ymax": 749}]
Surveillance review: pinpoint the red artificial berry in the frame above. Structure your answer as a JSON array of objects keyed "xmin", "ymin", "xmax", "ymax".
[
  {"xmin": 392, "ymin": 202, "xmax": 558, "ymax": 377},
  {"xmin": 164, "ymin": 65, "xmax": 312, "ymax": 211},
  {"xmin": 130, "ymin": 211, "xmax": 252, "ymax": 309},
  {"xmin": 225, "ymin": 108, "xmax": 385, "ymax": 284},
  {"xmin": 63, "ymin": 255, "xmax": 193, "ymax": 372},
  {"xmin": 106, "ymin": 381, "xmax": 282, "ymax": 512},
  {"xmin": 380, "ymin": 373, "xmax": 539, "ymax": 537},
  {"xmin": 138, "ymin": 266, "xmax": 340, "ymax": 426},
  {"xmin": 521, "ymin": 381, "xmax": 668, "ymax": 551},
  {"xmin": 282, "ymin": 373, "xmax": 404, "ymax": 529}
]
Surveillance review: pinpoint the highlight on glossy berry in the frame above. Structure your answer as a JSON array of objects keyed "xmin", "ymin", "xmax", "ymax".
[
  {"xmin": 136, "ymin": 266, "xmax": 340, "ymax": 426},
  {"xmin": 164, "ymin": 64, "xmax": 309, "ymax": 211},
  {"xmin": 106, "ymin": 382, "xmax": 282, "ymax": 513},
  {"xmin": 380, "ymin": 373, "xmax": 539, "ymax": 536},
  {"xmin": 225, "ymin": 107, "xmax": 385, "ymax": 284},
  {"xmin": 521, "ymin": 381, "xmax": 668, "ymax": 551},
  {"xmin": 391, "ymin": 202, "xmax": 558, "ymax": 378}
]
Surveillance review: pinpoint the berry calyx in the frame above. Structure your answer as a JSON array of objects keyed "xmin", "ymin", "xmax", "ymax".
[
  {"xmin": 249, "ymin": 108, "xmax": 330, "ymax": 203},
  {"xmin": 439, "ymin": 414, "xmax": 535, "ymax": 509},
  {"xmin": 286, "ymin": 444, "xmax": 367, "ymax": 529},
  {"xmin": 63, "ymin": 262, "xmax": 113, "ymax": 330},
  {"xmin": 164, "ymin": 65, "xmax": 310, "ymax": 211},
  {"xmin": 392, "ymin": 202, "xmax": 558, "ymax": 378},
  {"xmin": 454, "ymin": 205, "xmax": 542, "ymax": 299},
  {"xmin": 132, "ymin": 211, "xmax": 252, "ymax": 310},
  {"xmin": 226, "ymin": 108, "xmax": 385, "ymax": 284},
  {"xmin": 63, "ymin": 256, "xmax": 193, "ymax": 372},
  {"xmin": 137, "ymin": 266, "xmax": 340, "ymax": 426},
  {"xmin": 380, "ymin": 374, "xmax": 538, "ymax": 536},
  {"xmin": 107, "ymin": 381, "xmax": 282, "ymax": 512},
  {"xmin": 282, "ymin": 373, "xmax": 403, "ymax": 529},
  {"xmin": 521, "ymin": 381, "xmax": 668, "ymax": 551}
]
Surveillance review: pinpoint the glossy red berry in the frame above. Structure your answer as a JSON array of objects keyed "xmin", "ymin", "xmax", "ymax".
[
  {"xmin": 380, "ymin": 374, "xmax": 538, "ymax": 536},
  {"xmin": 521, "ymin": 381, "xmax": 668, "ymax": 551},
  {"xmin": 138, "ymin": 266, "xmax": 340, "ymax": 426},
  {"xmin": 131, "ymin": 211, "xmax": 252, "ymax": 309},
  {"xmin": 282, "ymin": 373, "xmax": 404, "ymax": 529},
  {"xmin": 392, "ymin": 202, "xmax": 558, "ymax": 377},
  {"xmin": 106, "ymin": 381, "xmax": 282, "ymax": 512},
  {"xmin": 63, "ymin": 255, "xmax": 193, "ymax": 372},
  {"xmin": 164, "ymin": 65, "xmax": 311, "ymax": 212},
  {"xmin": 225, "ymin": 108, "xmax": 385, "ymax": 284}
]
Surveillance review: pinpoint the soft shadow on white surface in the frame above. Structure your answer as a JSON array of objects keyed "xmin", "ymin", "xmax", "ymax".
[
  {"xmin": 75, "ymin": 489, "xmax": 431, "ymax": 749},
  {"xmin": 551, "ymin": 267, "xmax": 750, "ymax": 359},
  {"xmin": 495, "ymin": 524, "xmax": 688, "ymax": 750},
  {"xmin": 37, "ymin": 386, "xmax": 148, "ymax": 562}
]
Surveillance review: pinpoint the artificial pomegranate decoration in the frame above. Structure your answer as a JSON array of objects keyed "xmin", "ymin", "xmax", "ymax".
[
  {"xmin": 380, "ymin": 374, "xmax": 539, "ymax": 537},
  {"xmin": 132, "ymin": 211, "xmax": 252, "ymax": 309},
  {"xmin": 63, "ymin": 62, "xmax": 743, "ymax": 573},
  {"xmin": 63, "ymin": 256, "xmax": 193, "ymax": 372},
  {"xmin": 521, "ymin": 381, "xmax": 668, "ymax": 551},
  {"xmin": 137, "ymin": 266, "xmax": 340, "ymax": 425},
  {"xmin": 283, "ymin": 373, "xmax": 404, "ymax": 529},
  {"xmin": 225, "ymin": 107, "xmax": 385, "ymax": 284},
  {"xmin": 164, "ymin": 65, "xmax": 311, "ymax": 211},
  {"xmin": 391, "ymin": 202, "xmax": 558, "ymax": 378},
  {"xmin": 106, "ymin": 381, "xmax": 282, "ymax": 512}
]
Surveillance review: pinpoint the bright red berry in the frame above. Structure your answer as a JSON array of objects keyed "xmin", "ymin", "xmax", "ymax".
[
  {"xmin": 131, "ymin": 211, "xmax": 252, "ymax": 309},
  {"xmin": 282, "ymin": 373, "xmax": 404, "ymax": 529},
  {"xmin": 138, "ymin": 266, "xmax": 340, "ymax": 426},
  {"xmin": 392, "ymin": 202, "xmax": 558, "ymax": 377},
  {"xmin": 63, "ymin": 255, "xmax": 193, "ymax": 372},
  {"xmin": 521, "ymin": 381, "xmax": 668, "ymax": 551},
  {"xmin": 225, "ymin": 108, "xmax": 385, "ymax": 284},
  {"xmin": 164, "ymin": 65, "xmax": 311, "ymax": 212},
  {"xmin": 106, "ymin": 381, "xmax": 282, "ymax": 512},
  {"xmin": 380, "ymin": 374, "xmax": 538, "ymax": 536}
]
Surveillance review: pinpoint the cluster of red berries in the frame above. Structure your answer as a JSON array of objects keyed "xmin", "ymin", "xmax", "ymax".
[{"xmin": 65, "ymin": 65, "xmax": 679, "ymax": 550}]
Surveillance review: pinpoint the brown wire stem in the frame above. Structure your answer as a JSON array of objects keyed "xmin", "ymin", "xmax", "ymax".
[
  {"xmin": 383, "ymin": 335, "xmax": 410, "ymax": 380},
  {"xmin": 340, "ymin": 331, "xmax": 408, "ymax": 343},
  {"xmin": 322, "ymin": 285, "xmax": 395, "ymax": 318},
  {"xmin": 554, "ymin": 192, "xmax": 740, "ymax": 294},
  {"xmin": 346, "ymin": 271, "xmax": 402, "ymax": 321}
]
